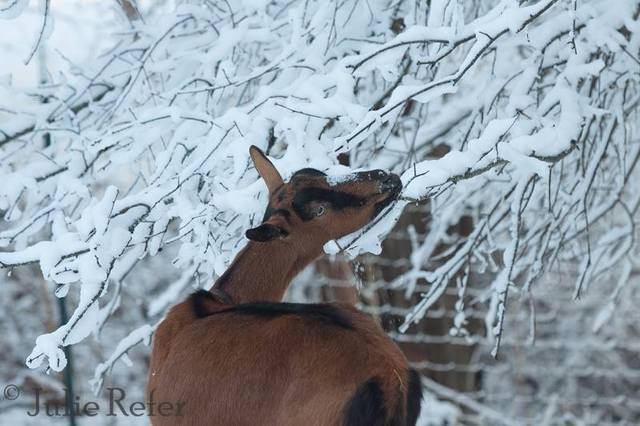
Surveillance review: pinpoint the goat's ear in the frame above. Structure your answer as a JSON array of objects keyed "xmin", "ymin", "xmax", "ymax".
[
  {"xmin": 245, "ymin": 223, "xmax": 288, "ymax": 242},
  {"xmin": 250, "ymin": 145, "xmax": 284, "ymax": 193}
]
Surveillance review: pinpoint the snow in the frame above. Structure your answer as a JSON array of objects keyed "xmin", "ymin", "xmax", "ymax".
[
  {"xmin": 0, "ymin": 0, "xmax": 29, "ymax": 20},
  {"xmin": 90, "ymin": 324, "xmax": 154, "ymax": 394},
  {"xmin": 325, "ymin": 172, "xmax": 357, "ymax": 186},
  {"xmin": 322, "ymin": 239, "xmax": 341, "ymax": 255}
]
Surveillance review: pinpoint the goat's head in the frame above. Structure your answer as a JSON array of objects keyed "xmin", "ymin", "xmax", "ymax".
[{"xmin": 246, "ymin": 146, "xmax": 402, "ymax": 247}]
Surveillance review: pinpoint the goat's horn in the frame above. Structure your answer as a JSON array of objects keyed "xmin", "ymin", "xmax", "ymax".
[{"xmin": 249, "ymin": 145, "xmax": 284, "ymax": 193}]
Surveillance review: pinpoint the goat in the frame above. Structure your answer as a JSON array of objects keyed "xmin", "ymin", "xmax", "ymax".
[{"xmin": 147, "ymin": 146, "xmax": 423, "ymax": 425}]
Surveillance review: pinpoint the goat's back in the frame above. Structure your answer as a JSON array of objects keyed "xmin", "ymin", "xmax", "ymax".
[{"xmin": 148, "ymin": 301, "xmax": 420, "ymax": 425}]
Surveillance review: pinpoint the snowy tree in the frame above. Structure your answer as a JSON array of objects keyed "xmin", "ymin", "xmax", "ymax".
[{"xmin": 0, "ymin": 0, "xmax": 638, "ymax": 399}]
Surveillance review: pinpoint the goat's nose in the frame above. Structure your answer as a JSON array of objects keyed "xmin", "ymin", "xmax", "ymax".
[
  {"xmin": 379, "ymin": 173, "xmax": 402, "ymax": 192},
  {"xmin": 357, "ymin": 169, "xmax": 388, "ymax": 182},
  {"xmin": 372, "ymin": 169, "xmax": 388, "ymax": 178}
]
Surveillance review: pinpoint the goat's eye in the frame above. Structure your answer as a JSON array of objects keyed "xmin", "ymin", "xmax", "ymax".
[{"xmin": 314, "ymin": 205, "xmax": 326, "ymax": 217}]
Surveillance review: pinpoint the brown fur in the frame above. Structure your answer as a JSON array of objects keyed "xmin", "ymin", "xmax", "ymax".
[
  {"xmin": 146, "ymin": 146, "xmax": 420, "ymax": 425},
  {"xmin": 148, "ymin": 299, "xmax": 414, "ymax": 425}
]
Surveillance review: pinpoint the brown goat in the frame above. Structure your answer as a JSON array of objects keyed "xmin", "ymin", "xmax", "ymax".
[{"xmin": 147, "ymin": 146, "xmax": 423, "ymax": 425}]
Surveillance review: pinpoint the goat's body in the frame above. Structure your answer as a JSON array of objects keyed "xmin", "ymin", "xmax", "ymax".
[
  {"xmin": 147, "ymin": 294, "xmax": 421, "ymax": 426},
  {"xmin": 147, "ymin": 150, "xmax": 422, "ymax": 424}
]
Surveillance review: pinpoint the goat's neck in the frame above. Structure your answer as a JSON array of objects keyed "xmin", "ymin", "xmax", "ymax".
[{"xmin": 214, "ymin": 240, "xmax": 320, "ymax": 303}]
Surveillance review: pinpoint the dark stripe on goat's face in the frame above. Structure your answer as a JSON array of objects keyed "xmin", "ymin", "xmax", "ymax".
[{"xmin": 292, "ymin": 187, "xmax": 366, "ymax": 221}]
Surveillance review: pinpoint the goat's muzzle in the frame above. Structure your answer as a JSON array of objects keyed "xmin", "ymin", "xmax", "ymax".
[
  {"xmin": 372, "ymin": 172, "xmax": 402, "ymax": 217},
  {"xmin": 379, "ymin": 173, "xmax": 402, "ymax": 193}
]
